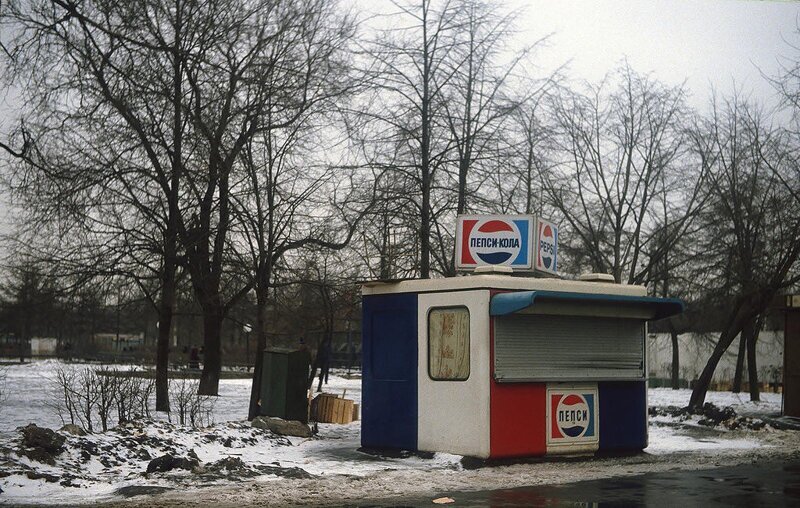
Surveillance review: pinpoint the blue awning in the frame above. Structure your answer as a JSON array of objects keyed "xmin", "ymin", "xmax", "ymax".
[{"xmin": 490, "ymin": 290, "xmax": 684, "ymax": 320}]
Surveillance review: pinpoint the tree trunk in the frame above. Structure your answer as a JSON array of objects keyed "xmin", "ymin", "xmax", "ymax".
[
  {"xmin": 308, "ymin": 342, "xmax": 320, "ymax": 391},
  {"xmin": 419, "ymin": 6, "xmax": 431, "ymax": 279},
  {"xmin": 689, "ymin": 328, "xmax": 737, "ymax": 409},
  {"xmin": 380, "ymin": 216, "xmax": 391, "ymax": 280},
  {"xmin": 155, "ymin": 215, "xmax": 178, "ymax": 412},
  {"xmin": 525, "ymin": 144, "xmax": 534, "ymax": 214},
  {"xmin": 457, "ymin": 158, "xmax": 468, "ymax": 215},
  {"xmin": 198, "ymin": 301, "xmax": 223, "ymax": 396},
  {"xmin": 156, "ymin": 0, "xmax": 183, "ymax": 413},
  {"xmin": 669, "ymin": 324, "xmax": 680, "ymax": 390},
  {"xmin": 689, "ymin": 292, "xmax": 770, "ymax": 409},
  {"xmin": 19, "ymin": 314, "xmax": 27, "ymax": 363},
  {"xmin": 732, "ymin": 331, "xmax": 747, "ymax": 393},
  {"xmin": 746, "ymin": 315, "xmax": 764, "ymax": 402},
  {"xmin": 420, "ymin": 164, "xmax": 430, "ymax": 278},
  {"xmin": 155, "ymin": 263, "xmax": 175, "ymax": 411}
]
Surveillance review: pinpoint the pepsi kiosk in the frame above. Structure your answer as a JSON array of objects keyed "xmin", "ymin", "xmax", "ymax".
[{"xmin": 361, "ymin": 215, "xmax": 684, "ymax": 458}]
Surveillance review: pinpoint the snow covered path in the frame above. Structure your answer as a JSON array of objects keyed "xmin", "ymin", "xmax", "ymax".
[{"xmin": 0, "ymin": 360, "xmax": 796, "ymax": 506}]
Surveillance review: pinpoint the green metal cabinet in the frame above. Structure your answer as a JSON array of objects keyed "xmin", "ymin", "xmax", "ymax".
[{"xmin": 260, "ymin": 348, "xmax": 310, "ymax": 422}]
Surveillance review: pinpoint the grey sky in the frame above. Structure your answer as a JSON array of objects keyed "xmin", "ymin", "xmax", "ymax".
[
  {"xmin": 0, "ymin": 0, "xmax": 796, "ymax": 258},
  {"xmin": 520, "ymin": 0, "xmax": 800, "ymax": 110},
  {"xmin": 3, "ymin": 1, "xmax": 798, "ymax": 116}
]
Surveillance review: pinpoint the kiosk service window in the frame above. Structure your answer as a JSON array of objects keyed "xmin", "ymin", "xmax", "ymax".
[{"xmin": 428, "ymin": 307, "xmax": 470, "ymax": 381}]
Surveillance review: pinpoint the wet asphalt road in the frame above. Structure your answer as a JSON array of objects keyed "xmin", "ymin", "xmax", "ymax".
[{"xmin": 359, "ymin": 460, "xmax": 800, "ymax": 507}]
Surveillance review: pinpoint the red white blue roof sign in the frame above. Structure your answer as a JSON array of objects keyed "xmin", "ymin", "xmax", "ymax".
[{"xmin": 455, "ymin": 215, "xmax": 534, "ymax": 271}]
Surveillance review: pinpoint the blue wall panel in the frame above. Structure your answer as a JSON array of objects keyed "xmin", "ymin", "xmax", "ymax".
[
  {"xmin": 361, "ymin": 293, "xmax": 418, "ymax": 450},
  {"xmin": 598, "ymin": 381, "xmax": 647, "ymax": 451}
]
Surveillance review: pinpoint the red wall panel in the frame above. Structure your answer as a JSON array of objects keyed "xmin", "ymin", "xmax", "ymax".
[
  {"xmin": 488, "ymin": 304, "xmax": 547, "ymax": 458},
  {"xmin": 490, "ymin": 381, "xmax": 547, "ymax": 457}
]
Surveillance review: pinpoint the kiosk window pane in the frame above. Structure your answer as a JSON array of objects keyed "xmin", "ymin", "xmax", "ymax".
[{"xmin": 428, "ymin": 307, "xmax": 470, "ymax": 380}]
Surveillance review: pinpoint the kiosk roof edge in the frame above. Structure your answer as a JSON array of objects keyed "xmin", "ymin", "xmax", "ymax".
[{"xmin": 361, "ymin": 275, "xmax": 646, "ymax": 297}]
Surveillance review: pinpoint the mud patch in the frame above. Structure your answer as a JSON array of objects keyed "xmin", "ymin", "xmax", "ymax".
[
  {"xmin": 114, "ymin": 485, "xmax": 173, "ymax": 498},
  {"xmin": 649, "ymin": 403, "xmax": 767, "ymax": 430}
]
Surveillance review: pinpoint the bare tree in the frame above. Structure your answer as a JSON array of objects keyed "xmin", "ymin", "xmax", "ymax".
[
  {"xmin": 363, "ymin": 0, "xmax": 465, "ymax": 278},
  {"xmin": 238, "ymin": 116, "xmax": 370, "ymax": 419},
  {"xmin": 288, "ymin": 254, "xmax": 361, "ymax": 392},
  {"xmin": 161, "ymin": 0, "xmax": 366, "ymax": 396},
  {"xmin": 545, "ymin": 63, "xmax": 702, "ymax": 283},
  {"xmin": 176, "ymin": 0, "xmax": 288, "ymax": 396},
  {"xmin": 687, "ymin": 94, "xmax": 800, "ymax": 408},
  {"xmin": 732, "ymin": 313, "xmax": 765, "ymax": 394},
  {"xmin": 115, "ymin": 369, "xmax": 154, "ymax": 423},
  {"xmin": 236, "ymin": 116, "xmax": 372, "ymax": 418},
  {"xmin": 0, "ymin": 0, "xmax": 357, "ymax": 398},
  {"xmin": 193, "ymin": 0, "xmax": 367, "ymax": 415},
  {"xmin": 432, "ymin": 0, "xmax": 542, "ymax": 274},
  {"xmin": 169, "ymin": 377, "xmax": 215, "ymax": 427},
  {"xmin": 0, "ymin": 0, "xmax": 216, "ymax": 411},
  {"xmin": 438, "ymin": 0, "xmax": 526, "ymax": 212},
  {"xmin": 355, "ymin": 198, "xmax": 419, "ymax": 280},
  {"xmin": 348, "ymin": 128, "xmax": 421, "ymax": 280},
  {"xmin": 499, "ymin": 75, "xmax": 560, "ymax": 217},
  {"xmin": 49, "ymin": 366, "xmax": 81, "ymax": 428}
]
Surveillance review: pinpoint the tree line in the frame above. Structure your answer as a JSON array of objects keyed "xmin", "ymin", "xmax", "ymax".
[{"xmin": 0, "ymin": 0, "xmax": 798, "ymax": 415}]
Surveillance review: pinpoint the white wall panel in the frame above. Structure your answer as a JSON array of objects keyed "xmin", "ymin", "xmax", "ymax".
[{"xmin": 417, "ymin": 290, "xmax": 491, "ymax": 458}]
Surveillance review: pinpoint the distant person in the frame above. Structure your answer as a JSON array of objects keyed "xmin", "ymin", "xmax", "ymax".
[
  {"xmin": 189, "ymin": 346, "xmax": 200, "ymax": 370},
  {"xmin": 299, "ymin": 338, "xmax": 312, "ymax": 362},
  {"xmin": 316, "ymin": 338, "xmax": 331, "ymax": 392}
]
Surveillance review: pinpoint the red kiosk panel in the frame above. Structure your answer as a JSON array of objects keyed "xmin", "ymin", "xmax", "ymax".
[
  {"xmin": 490, "ymin": 381, "xmax": 546, "ymax": 457},
  {"xmin": 489, "ymin": 315, "xmax": 546, "ymax": 457}
]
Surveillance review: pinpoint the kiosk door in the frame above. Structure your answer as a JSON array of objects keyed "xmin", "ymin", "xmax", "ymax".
[{"xmin": 361, "ymin": 293, "xmax": 418, "ymax": 450}]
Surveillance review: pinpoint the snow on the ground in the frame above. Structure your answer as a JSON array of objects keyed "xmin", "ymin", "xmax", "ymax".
[
  {"xmin": 0, "ymin": 360, "xmax": 794, "ymax": 506},
  {"xmin": 0, "ymin": 360, "xmax": 363, "ymax": 433},
  {"xmin": 645, "ymin": 424, "xmax": 763, "ymax": 455},
  {"xmin": 648, "ymin": 387, "xmax": 783, "ymax": 416},
  {"xmin": 0, "ymin": 359, "xmax": 80, "ymax": 432},
  {"xmin": 645, "ymin": 387, "xmax": 784, "ymax": 455}
]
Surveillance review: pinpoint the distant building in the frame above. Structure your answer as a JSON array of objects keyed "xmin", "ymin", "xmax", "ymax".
[
  {"xmin": 30, "ymin": 337, "xmax": 58, "ymax": 356},
  {"xmin": 92, "ymin": 333, "xmax": 145, "ymax": 352},
  {"xmin": 647, "ymin": 331, "xmax": 784, "ymax": 388}
]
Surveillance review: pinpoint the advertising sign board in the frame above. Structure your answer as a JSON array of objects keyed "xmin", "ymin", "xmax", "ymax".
[
  {"xmin": 546, "ymin": 384, "xmax": 599, "ymax": 452},
  {"xmin": 455, "ymin": 215, "xmax": 534, "ymax": 271},
  {"xmin": 456, "ymin": 215, "xmax": 558, "ymax": 275},
  {"xmin": 534, "ymin": 217, "xmax": 558, "ymax": 275}
]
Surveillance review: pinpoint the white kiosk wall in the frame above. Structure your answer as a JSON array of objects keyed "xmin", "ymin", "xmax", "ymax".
[{"xmin": 417, "ymin": 290, "xmax": 491, "ymax": 458}]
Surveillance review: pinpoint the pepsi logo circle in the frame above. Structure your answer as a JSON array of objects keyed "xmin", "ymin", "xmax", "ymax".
[
  {"xmin": 468, "ymin": 220, "xmax": 522, "ymax": 265},
  {"xmin": 538, "ymin": 224, "xmax": 555, "ymax": 270},
  {"xmin": 556, "ymin": 394, "xmax": 590, "ymax": 438}
]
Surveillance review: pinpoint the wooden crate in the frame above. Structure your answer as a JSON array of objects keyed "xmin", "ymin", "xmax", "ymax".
[{"xmin": 313, "ymin": 393, "xmax": 355, "ymax": 424}]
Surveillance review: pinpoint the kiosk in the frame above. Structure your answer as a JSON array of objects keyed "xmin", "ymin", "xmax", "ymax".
[{"xmin": 360, "ymin": 215, "xmax": 684, "ymax": 458}]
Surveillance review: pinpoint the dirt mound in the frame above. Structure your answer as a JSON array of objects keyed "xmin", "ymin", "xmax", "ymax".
[{"xmin": 649, "ymin": 403, "xmax": 767, "ymax": 430}]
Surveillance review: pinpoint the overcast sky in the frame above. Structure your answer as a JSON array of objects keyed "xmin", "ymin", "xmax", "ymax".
[
  {"xmin": 3, "ymin": 1, "xmax": 798, "ymax": 117},
  {"xmin": 518, "ymin": 0, "xmax": 799, "ymax": 111},
  {"xmin": 0, "ymin": 0, "xmax": 797, "ymax": 255}
]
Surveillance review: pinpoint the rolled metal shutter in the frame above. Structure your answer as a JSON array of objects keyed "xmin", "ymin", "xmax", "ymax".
[{"xmin": 494, "ymin": 313, "xmax": 644, "ymax": 381}]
